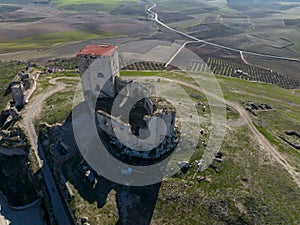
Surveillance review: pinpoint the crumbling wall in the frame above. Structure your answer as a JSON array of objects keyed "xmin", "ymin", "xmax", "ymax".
[
  {"xmin": 96, "ymin": 107, "xmax": 177, "ymax": 160},
  {"xmin": 11, "ymin": 83, "xmax": 25, "ymax": 108},
  {"xmin": 96, "ymin": 110, "xmax": 131, "ymax": 140}
]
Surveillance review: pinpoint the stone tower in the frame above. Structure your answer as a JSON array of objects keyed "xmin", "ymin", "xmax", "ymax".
[{"xmin": 77, "ymin": 45, "xmax": 119, "ymax": 100}]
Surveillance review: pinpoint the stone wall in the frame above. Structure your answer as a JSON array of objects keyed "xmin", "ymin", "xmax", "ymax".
[{"xmin": 78, "ymin": 50, "xmax": 120, "ymax": 100}]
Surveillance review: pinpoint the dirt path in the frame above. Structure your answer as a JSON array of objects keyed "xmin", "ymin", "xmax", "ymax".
[
  {"xmin": 240, "ymin": 51, "xmax": 250, "ymax": 65},
  {"xmin": 21, "ymin": 76, "xmax": 79, "ymax": 225},
  {"xmin": 22, "ymin": 76, "xmax": 80, "ymax": 166},
  {"xmin": 230, "ymin": 100, "xmax": 300, "ymax": 188},
  {"xmin": 22, "ymin": 77, "xmax": 66, "ymax": 167},
  {"xmin": 141, "ymin": 76, "xmax": 300, "ymax": 189}
]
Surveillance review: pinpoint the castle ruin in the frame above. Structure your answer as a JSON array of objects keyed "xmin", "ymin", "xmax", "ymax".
[{"xmin": 76, "ymin": 45, "xmax": 178, "ymax": 161}]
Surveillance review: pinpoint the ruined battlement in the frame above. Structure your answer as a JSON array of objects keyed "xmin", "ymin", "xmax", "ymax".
[{"xmin": 77, "ymin": 45, "xmax": 178, "ymax": 160}]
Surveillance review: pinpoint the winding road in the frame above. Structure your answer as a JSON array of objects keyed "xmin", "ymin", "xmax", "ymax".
[
  {"xmin": 17, "ymin": 6, "xmax": 300, "ymax": 225},
  {"xmin": 22, "ymin": 78, "xmax": 66, "ymax": 167},
  {"xmin": 147, "ymin": 3, "xmax": 300, "ymax": 63},
  {"xmin": 146, "ymin": 2, "xmax": 300, "ymax": 188}
]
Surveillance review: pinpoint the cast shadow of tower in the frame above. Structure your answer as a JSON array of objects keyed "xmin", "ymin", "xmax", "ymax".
[{"xmin": 41, "ymin": 45, "xmax": 178, "ymax": 224}]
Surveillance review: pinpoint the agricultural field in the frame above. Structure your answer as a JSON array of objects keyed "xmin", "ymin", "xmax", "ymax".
[
  {"xmin": 51, "ymin": 0, "xmax": 138, "ymax": 7},
  {"xmin": 0, "ymin": 1, "xmax": 155, "ymax": 56},
  {"xmin": 206, "ymin": 57, "xmax": 300, "ymax": 89},
  {"xmin": 0, "ymin": 31, "xmax": 119, "ymax": 54},
  {"xmin": 187, "ymin": 23, "xmax": 242, "ymax": 39},
  {"xmin": 0, "ymin": 37, "xmax": 136, "ymax": 62},
  {"xmin": 49, "ymin": 0, "xmax": 147, "ymax": 14},
  {"xmin": 121, "ymin": 61, "xmax": 166, "ymax": 71},
  {"xmin": 155, "ymin": 0, "xmax": 300, "ymax": 59},
  {"xmin": 242, "ymin": 54, "xmax": 300, "ymax": 81},
  {"xmin": 0, "ymin": 5, "xmax": 21, "ymax": 13}
]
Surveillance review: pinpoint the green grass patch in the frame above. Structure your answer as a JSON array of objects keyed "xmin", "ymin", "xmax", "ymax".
[
  {"xmin": 36, "ymin": 89, "xmax": 74, "ymax": 125},
  {"xmin": 153, "ymin": 126, "xmax": 300, "ymax": 224},
  {"xmin": 63, "ymin": 154, "xmax": 119, "ymax": 224},
  {"xmin": 254, "ymin": 123, "xmax": 284, "ymax": 151},
  {"xmin": 36, "ymin": 75, "xmax": 79, "ymax": 126}
]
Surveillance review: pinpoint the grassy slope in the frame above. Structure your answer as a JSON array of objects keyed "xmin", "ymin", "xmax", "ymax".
[
  {"xmin": 34, "ymin": 71, "xmax": 80, "ymax": 126},
  {"xmin": 36, "ymin": 69, "xmax": 300, "ymax": 224},
  {"xmin": 153, "ymin": 125, "xmax": 300, "ymax": 224}
]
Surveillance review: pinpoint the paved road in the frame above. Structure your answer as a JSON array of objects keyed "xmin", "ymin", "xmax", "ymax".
[
  {"xmin": 147, "ymin": 3, "xmax": 300, "ymax": 63},
  {"xmin": 165, "ymin": 41, "xmax": 204, "ymax": 67},
  {"xmin": 146, "ymin": 4, "xmax": 300, "ymax": 188},
  {"xmin": 22, "ymin": 78, "xmax": 76, "ymax": 225}
]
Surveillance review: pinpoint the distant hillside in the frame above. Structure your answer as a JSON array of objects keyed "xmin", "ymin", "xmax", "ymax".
[{"xmin": 0, "ymin": 0, "xmax": 50, "ymax": 4}]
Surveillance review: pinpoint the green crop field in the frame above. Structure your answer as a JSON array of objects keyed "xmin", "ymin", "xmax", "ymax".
[
  {"xmin": 52, "ymin": 0, "xmax": 138, "ymax": 5},
  {"xmin": 0, "ymin": 5, "xmax": 21, "ymax": 13},
  {"xmin": 0, "ymin": 31, "xmax": 119, "ymax": 54},
  {"xmin": 51, "ymin": 0, "xmax": 139, "ymax": 11}
]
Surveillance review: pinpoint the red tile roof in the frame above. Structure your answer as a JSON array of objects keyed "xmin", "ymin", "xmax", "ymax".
[{"xmin": 77, "ymin": 45, "xmax": 117, "ymax": 57}]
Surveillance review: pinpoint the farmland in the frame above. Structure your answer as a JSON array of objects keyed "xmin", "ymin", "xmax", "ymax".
[
  {"xmin": 206, "ymin": 57, "xmax": 300, "ymax": 89},
  {"xmin": 0, "ymin": 5, "xmax": 21, "ymax": 13},
  {"xmin": 0, "ymin": 31, "xmax": 119, "ymax": 54},
  {"xmin": 0, "ymin": 0, "xmax": 155, "ymax": 56},
  {"xmin": 51, "ymin": 0, "xmax": 138, "ymax": 6},
  {"xmin": 155, "ymin": 0, "xmax": 300, "ymax": 60},
  {"xmin": 51, "ymin": 0, "xmax": 140, "ymax": 12}
]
